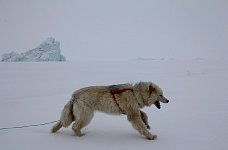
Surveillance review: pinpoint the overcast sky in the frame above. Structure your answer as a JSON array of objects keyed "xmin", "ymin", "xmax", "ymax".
[{"xmin": 0, "ymin": 0, "xmax": 227, "ymax": 61}]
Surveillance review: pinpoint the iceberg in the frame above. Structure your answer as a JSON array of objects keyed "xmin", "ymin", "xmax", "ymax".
[{"xmin": 2, "ymin": 37, "xmax": 66, "ymax": 62}]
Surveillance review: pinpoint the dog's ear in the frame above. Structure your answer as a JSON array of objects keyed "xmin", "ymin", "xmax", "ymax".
[{"xmin": 149, "ymin": 84, "xmax": 155, "ymax": 94}]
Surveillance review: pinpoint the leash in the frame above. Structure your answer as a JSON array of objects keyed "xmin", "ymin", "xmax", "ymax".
[{"xmin": 0, "ymin": 120, "xmax": 59, "ymax": 131}]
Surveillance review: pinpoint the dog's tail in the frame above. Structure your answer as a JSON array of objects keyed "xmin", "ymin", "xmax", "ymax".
[{"xmin": 51, "ymin": 99, "xmax": 75, "ymax": 133}]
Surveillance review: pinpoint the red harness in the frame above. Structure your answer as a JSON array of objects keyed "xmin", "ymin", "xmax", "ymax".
[{"xmin": 109, "ymin": 88, "xmax": 133, "ymax": 114}]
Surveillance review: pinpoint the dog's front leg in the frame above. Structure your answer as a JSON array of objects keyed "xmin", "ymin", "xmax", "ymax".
[
  {"xmin": 127, "ymin": 112, "xmax": 157, "ymax": 140},
  {"xmin": 140, "ymin": 110, "xmax": 150, "ymax": 129}
]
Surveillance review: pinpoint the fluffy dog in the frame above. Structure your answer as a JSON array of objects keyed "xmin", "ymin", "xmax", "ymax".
[{"xmin": 51, "ymin": 81, "xmax": 169, "ymax": 140}]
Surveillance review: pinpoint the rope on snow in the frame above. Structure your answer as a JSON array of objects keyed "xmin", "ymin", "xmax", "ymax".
[{"xmin": 0, "ymin": 120, "xmax": 59, "ymax": 131}]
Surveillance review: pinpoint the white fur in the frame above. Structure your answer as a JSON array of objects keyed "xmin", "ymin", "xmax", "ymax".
[{"xmin": 51, "ymin": 81, "xmax": 169, "ymax": 140}]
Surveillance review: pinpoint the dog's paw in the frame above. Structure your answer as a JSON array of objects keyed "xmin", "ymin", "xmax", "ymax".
[
  {"xmin": 74, "ymin": 131, "xmax": 86, "ymax": 137},
  {"xmin": 76, "ymin": 133, "xmax": 86, "ymax": 137},
  {"xmin": 147, "ymin": 134, "xmax": 157, "ymax": 140}
]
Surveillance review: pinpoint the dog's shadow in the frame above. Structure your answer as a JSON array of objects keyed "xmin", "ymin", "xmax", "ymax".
[
  {"xmin": 80, "ymin": 128, "xmax": 145, "ymax": 141},
  {"xmin": 51, "ymin": 127, "xmax": 144, "ymax": 141}
]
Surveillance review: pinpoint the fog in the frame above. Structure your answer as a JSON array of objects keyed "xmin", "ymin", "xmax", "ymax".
[{"xmin": 0, "ymin": 0, "xmax": 227, "ymax": 61}]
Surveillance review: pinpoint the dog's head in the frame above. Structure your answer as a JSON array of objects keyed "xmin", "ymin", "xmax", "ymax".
[{"xmin": 136, "ymin": 82, "xmax": 169, "ymax": 109}]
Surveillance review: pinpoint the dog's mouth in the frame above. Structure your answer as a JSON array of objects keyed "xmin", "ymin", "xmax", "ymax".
[{"xmin": 154, "ymin": 101, "xmax": 161, "ymax": 109}]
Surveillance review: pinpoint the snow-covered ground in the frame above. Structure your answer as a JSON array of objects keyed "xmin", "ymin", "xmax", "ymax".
[{"xmin": 0, "ymin": 59, "xmax": 227, "ymax": 150}]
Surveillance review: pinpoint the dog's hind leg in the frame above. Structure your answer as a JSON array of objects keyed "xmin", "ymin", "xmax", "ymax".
[
  {"xmin": 127, "ymin": 112, "xmax": 157, "ymax": 140},
  {"xmin": 72, "ymin": 104, "xmax": 94, "ymax": 137},
  {"xmin": 140, "ymin": 110, "xmax": 150, "ymax": 129}
]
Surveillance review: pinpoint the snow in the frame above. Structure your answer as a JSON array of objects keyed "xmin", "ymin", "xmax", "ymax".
[
  {"xmin": 0, "ymin": 59, "xmax": 228, "ymax": 150},
  {"xmin": 1, "ymin": 37, "xmax": 66, "ymax": 62}
]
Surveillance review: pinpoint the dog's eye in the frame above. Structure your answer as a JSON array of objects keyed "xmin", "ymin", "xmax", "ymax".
[{"xmin": 159, "ymin": 95, "xmax": 163, "ymax": 97}]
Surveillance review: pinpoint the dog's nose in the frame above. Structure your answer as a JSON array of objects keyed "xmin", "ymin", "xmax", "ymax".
[{"xmin": 167, "ymin": 100, "xmax": 169, "ymax": 103}]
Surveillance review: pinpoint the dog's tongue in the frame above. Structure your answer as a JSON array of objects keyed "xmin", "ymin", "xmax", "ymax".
[{"xmin": 154, "ymin": 101, "xmax": 161, "ymax": 109}]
